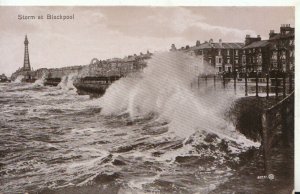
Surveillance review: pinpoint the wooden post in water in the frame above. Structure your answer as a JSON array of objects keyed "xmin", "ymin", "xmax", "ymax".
[
  {"xmin": 205, "ymin": 75, "xmax": 208, "ymax": 87},
  {"xmin": 275, "ymin": 71, "xmax": 278, "ymax": 100},
  {"xmin": 283, "ymin": 73, "xmax": 286, "ymax": 98},
  {"xmin": 245, "ymin": 72, "xmax": 248, "ymax": 96},
  {"xmin": 214, "ymin": 75, "xmax": 216, "ymax": 90},
  {"xmin": 255, "ymin": 72, "xmax": 259, "ymax": 97},
  {"xmin": 266, "ymin": 74, "xmax": 269, "ymax": 99},
  {"xmin": 197, "ymin": 76, "xmax": 200, "ymax": 89}
]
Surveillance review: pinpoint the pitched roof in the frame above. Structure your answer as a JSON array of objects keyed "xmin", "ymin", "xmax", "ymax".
[
  {"xmin": 190, "ymin": 42, "xmax": 244, "ymax": 51},
  {"xmin": 243, "ymin": 40, "xmax": 270, "ymax": 49},
  {"xmin": 216, "ymin": 42, "xmax": 244, "ymax": 49}
]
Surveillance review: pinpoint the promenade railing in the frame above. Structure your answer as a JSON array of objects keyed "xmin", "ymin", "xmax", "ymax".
[{"xmin": 192, "ymin": 72, "xmax": 294, "ymax": 99}]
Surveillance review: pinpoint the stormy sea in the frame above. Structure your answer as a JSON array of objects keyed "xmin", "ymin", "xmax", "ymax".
[{"xmin": 1, "ymin": 53, "xmax": 264, "ymax": 194}]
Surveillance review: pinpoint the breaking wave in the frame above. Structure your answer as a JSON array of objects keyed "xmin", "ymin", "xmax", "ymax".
[
  {"xmin": 58, "ymin": 73, "xmax": 77, "ymax": 92},
  {"xmin": 98, "ymin": 52, "xmax": 258, "ymax": 147},
  {"xmin": 33, "ymin": 73, "xmax": 46, "ymax": 86},
  {"xmin": 0, "ymin": 55, "xmax": 262, "ymax": 194},
  {"xmin": 13, "ymin": 75, "xmax": 24, "ymax": 83}
]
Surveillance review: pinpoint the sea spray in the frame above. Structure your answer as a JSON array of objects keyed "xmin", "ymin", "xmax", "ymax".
[
  {"xmin": 58, "ymin": 73, "xmax": 78, "ymax": 91},
  {"xmin": 13, "ymin": 75, "xmax": 24, "ymax": 83},
  {"xmin": 99, "ymin": 51, "xmax": 258, "ymax": 148},
  {"xmin": 33, "ymin": 73, "xmax": 46, "ymax": 86}
]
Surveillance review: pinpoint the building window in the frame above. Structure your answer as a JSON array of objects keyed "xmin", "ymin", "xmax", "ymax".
[
  {"xmin": 249, "ymin": 49, "xmax": 251, "ymax": 54},
  {"xmin": 235, "ymin": 50, "xmax": 238, "ymax": 55},
  {"xmin": 219, "ymin": 67, "xmax": 222, "ymax": 72},
  {"xmin": 259, "ymin": 48, "xmax": 261, "ymax": 52},
  {"xmin": 257, "ymin": 66, "xmax": 262, "ymax": 72},
  {"xmin": 218, "ymin": 50, "xmax": 221, "ymax": 56},
  {"xmin": 227, "ymin": 50, "xmax": 230, "ymax": 56},
  {"xmin": 219, "ymin": 58, "xmax": 222, "ymax": 63},
  {"xmin": 281, "ymin": 51, "xmax": 286, "ymax": 59},
  {"xmin": 290, "ymin": 63, "xmax": 294, "ymax": 71},
  {"xmin": 272, "ymin": 51, "xmax": 277, "ymax": 60},
  {"xmin": 235, "ymin": 59, "xmax": 238, "ymax": 64},
  {"xmin": 242, "ymin": 55, "xmax": 246, "ymax": 65},
  {"xmin": 227, "ymin": 58, "xmax": 230, "ymax": 64},
  {"xmin": 289, "ymin": 40, "xmax": 294, "ymax": 46},
  {"xmin": 199, "ymin": 50, "xmax": 203, "ymax": 55},
  {"xmin": 258, "ymin": 54, "xmax": 262, "ymax": 65},
  {"xmin": 253, "ymin": 48, "xmax": 255, "ymax": 53},
  {"xmin": 243, "ymin": 50, "xmax": 245, "ymax": 54},
  {"xmin": 282, "ymin": 61, "xmax": 286, "ymax": 72}
]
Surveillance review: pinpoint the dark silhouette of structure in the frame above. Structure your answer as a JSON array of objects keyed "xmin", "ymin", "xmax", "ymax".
[
  {"xmin": 10, "ymin": 35, "xmax": 35, "ymax": 82},
  {"xmin": 23, "ymin": 35, "xmax": 31, "ymax": 71}
]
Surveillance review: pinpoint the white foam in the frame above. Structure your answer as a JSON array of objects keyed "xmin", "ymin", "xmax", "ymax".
[
  {"xmin": 98, "ymin": 52, "xmax": 258, "ymax": 147},
  {"xmin": 13, "ymin": 75, "xmax": 24, "ymax": 83},
  {"xmin": 33, "ymin": 73, "xmax": 46, "ymax": 86},
  {"xmin": 57, "ymin": 73, "xmax": 78, "ymax": 92}
]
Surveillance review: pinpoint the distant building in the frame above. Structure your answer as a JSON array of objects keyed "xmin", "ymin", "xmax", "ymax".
[
  {"xmin": 11, "ymin": 35, "xmax": 35, "ymax": 81},
  {"xmin": 240, "ymin": 24, "xmax": 294, "ymax": 75},
  {"xmin": 241, "ymin": 35, "xmax": 270, "ymax": 74},
  {"xmin": 186, "ymin": 38, "xmax": 244, "ymax": 74},
  {"xmin": 268, "ymin": 24, "xmax": 294, "ymax": 73},
  {"xmin": 82, "ymin": 51, "xmax": 153, "ymax": 77},
  {"xmin": 0, "ymin": 74, "xmax": 8, "ymax": 82},
  {"xmin": 174, "ymin": 24, "xmax": 294, "ymax": 77},
  {"xmin": 23, "ymin": 35, "xmax": 31, "ymax": 71}
]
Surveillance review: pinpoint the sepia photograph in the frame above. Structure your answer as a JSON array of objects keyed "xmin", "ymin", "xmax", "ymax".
[{"xmin": 0, "ymin": 4, "xmax": 296, "ymax": 194}]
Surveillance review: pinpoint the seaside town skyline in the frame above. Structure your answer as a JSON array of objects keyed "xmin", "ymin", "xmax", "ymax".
[
  {"xmin": 0, "ymin": 4, "xmax": 296, "ymax": 194},
  {"xmin": 0, "ymin": 6, "xmax": 295, "ymax": 76}
]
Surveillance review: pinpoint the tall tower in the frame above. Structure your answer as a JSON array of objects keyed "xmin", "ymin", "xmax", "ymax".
[{"xmin": 23, "ymin": 35, "xmax": 31, "ymax": 71}]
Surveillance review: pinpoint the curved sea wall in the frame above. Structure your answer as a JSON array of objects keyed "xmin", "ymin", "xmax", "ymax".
[{"xmin": 228, "ymin": 96, "xmax": 278, "ymax": 142}]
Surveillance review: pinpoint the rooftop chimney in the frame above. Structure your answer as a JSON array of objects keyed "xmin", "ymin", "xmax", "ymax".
[
  {"xmin": 269, "ymin": 30, "xmax": 277, "ymax": 39},
  {"xmin": 280, "ymin": 24, "xmax": 294, "ymax": 35},
  {"xmin": 245, "ymin": 34, "xmax": 261, "ymax": 46}
]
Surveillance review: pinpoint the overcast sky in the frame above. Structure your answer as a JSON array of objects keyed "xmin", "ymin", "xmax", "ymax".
[{"xmin": 0, "ymin": 6, "xmax": 294, "ymax": 76}]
